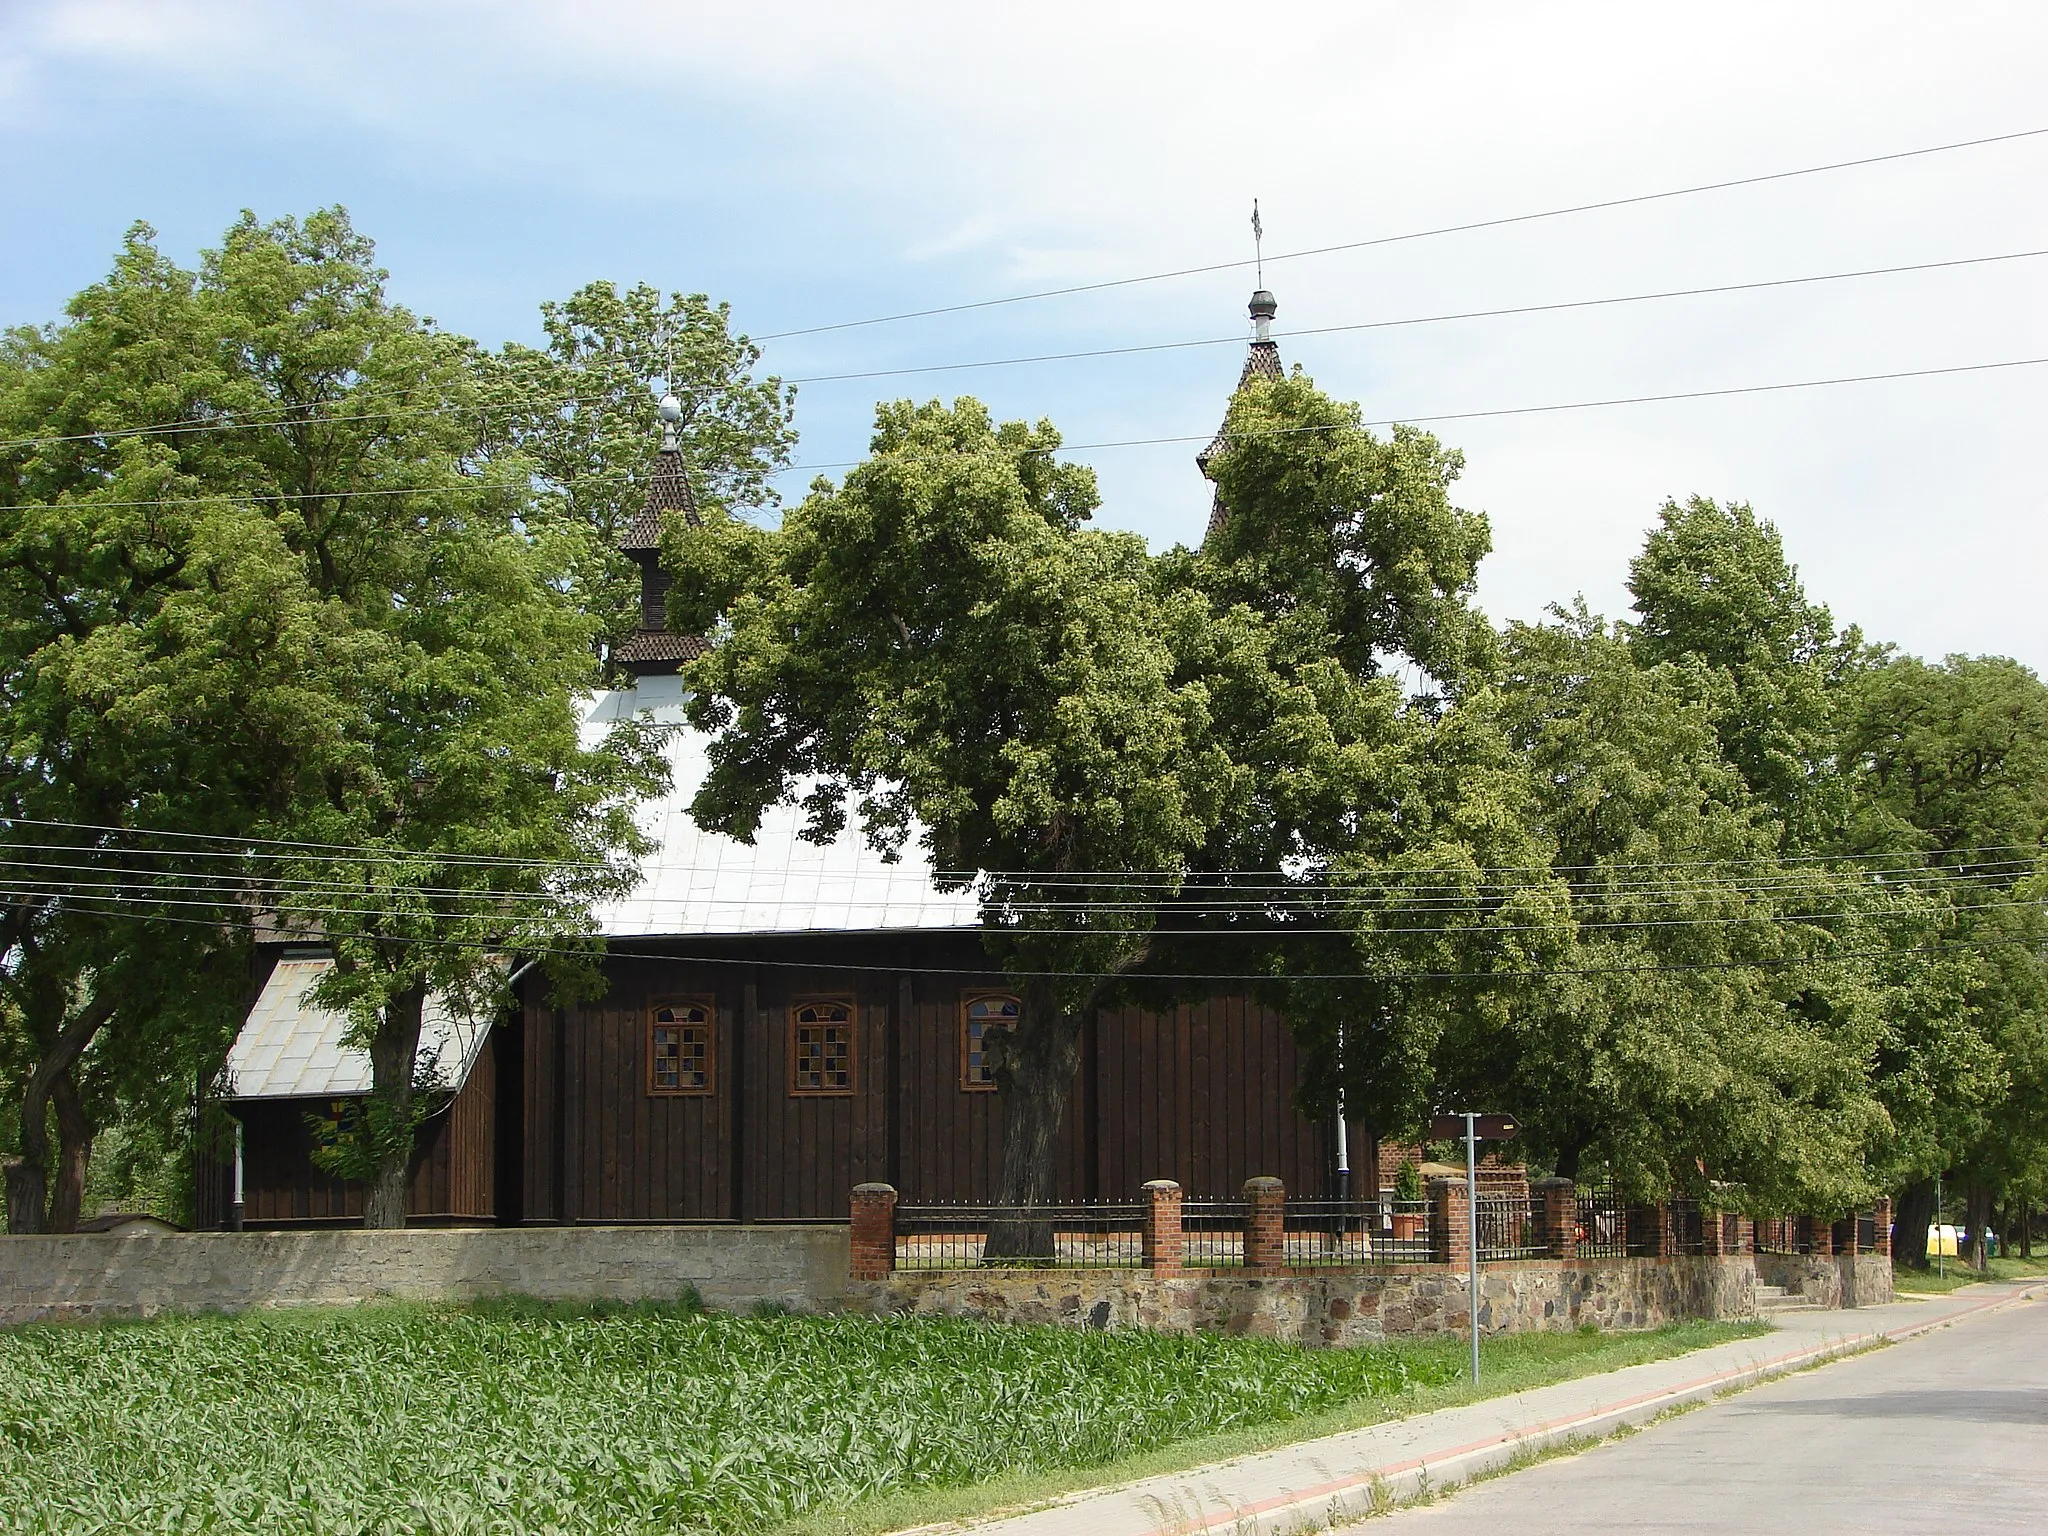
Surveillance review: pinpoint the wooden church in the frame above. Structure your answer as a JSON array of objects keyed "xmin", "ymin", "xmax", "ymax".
[{"xmin": 209, "ymin": 291, "xmax": 1370, "ymax": 1228}]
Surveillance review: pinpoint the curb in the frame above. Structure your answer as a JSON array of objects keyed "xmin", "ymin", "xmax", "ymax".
[{"xmin": 1147, "ymin": 1283, "xmax": 2046, "ymax": 1536}]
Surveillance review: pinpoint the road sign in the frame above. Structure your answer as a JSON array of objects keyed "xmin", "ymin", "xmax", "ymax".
[{"xmin": 1429, "ymin": 1113, "xmax": 1519, "ymax": 1141}]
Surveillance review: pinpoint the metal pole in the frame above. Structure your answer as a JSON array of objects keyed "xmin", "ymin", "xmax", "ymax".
[
  {"xmin": 1936, "ymin": 1174, "xmax": 1945, "ymax": 1280},
  {"xmin": 1466, "ymin": 1111, "xmax": 1480, "ymax": 1384}
]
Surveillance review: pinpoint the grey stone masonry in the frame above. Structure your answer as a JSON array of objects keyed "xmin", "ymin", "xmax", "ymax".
[{"xmin": 0, "ymin": 1226, "xmax": 851, "ymax": 1326}]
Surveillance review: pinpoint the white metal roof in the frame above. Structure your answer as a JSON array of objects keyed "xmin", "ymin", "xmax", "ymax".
[
  {"xmin": 585, "ymin": 674, "xmax": 982, "ymax": 938},
  {"xmin": 224, "ymin": 957, "xmax": 493, "ymax": 1101}
]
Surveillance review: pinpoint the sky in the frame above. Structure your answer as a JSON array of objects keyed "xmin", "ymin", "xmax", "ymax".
[{"xmin": 3, "ymin": 0, "xmax": 2044, "ymax": 669}]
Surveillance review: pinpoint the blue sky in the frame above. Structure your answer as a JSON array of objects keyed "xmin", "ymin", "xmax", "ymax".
[{"xmin": 3, "ymin": 1, "xmax": 2045, "ymax": 668}]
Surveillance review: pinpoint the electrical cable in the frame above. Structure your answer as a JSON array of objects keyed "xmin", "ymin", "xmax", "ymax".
[
  {"xmin": 6, "ymin": 887, "xmax": 2034, "ymax": 984},
  {"xmin": 778, "ymin": 249, "xmax": 2048, "ymax": 387},
  {"xmin": 750, "ymin": 125, "xmax": 2048, "ymax": 341},
  {"xmin": 4, "ymin": 816, "xmax": 2040, "ymax": 881},
  {"xmin": 5, "ymin": 236, "xmax": 2044, "ymax": 457}
]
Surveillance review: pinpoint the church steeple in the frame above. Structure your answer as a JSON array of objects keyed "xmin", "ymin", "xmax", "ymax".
[
  {"xmin": 615, "ymin": 392, "xmax": 709, "ymax": 676},
  {"xmin": 1197, "ymin": 288, "xmax": 1285, "ymax": 541}
]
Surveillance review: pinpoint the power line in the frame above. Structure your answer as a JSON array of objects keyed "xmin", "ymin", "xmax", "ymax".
[
  {"xmin": 11, "ymin": 887, "xmax": 2034, "ymax": 984},
  {"xmin": 750, "ymin": 125, "xmax": 2048, "ymax": 341},
  {"xmin": 778, "ymin": 249, "xmax": 2048, "ymax": 387},
  {"xmin": 5, "ymin": 816, "xmax": 2040, "ymax": 882},
  {"xmin": 0, "ymin": 852, "xmax": 2028, "ymax": 909},
  {"xmin": 6, "ymin": 236, "xmax": 2045, "ymax": 460},
  {"xmin": 12, "ymin": 355, "xmax": 2048, "ymax": 510}
]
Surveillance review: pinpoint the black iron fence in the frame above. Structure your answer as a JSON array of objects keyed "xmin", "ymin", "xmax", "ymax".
[
  {"xmin": 1575, "ymin": 1185, "xmax": 1628, "ymax": 1258},
  {"xmin": 892, "ymin": 1201, "xmax": 1144, "ymax": 1270},
  {"xmin": 1752, "ymin": 1215, "xmax": 1813, "ymax": 1255},
  {"xmin": 1180, "ymin": 1197, "xmax": 1251, "ymax": 1268},
  {"xmin": 1281, "ymin": 1199, "xmax": 1436, "ymax": 1266},
  {"xmin": 1475, "ymin": 1194, "xmax": 1543, "ymax": 1259}
]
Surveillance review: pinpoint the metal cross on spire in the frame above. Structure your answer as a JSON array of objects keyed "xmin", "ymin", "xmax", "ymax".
[{"xmin": 1251, "ymin": 199, "xmax": 1264, "ymax": 287}]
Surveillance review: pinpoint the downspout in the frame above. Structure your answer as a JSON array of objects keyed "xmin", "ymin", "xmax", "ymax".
[{"xmin": 230, "ymin": 1119, "xmax": 245, "ymax": 1232}]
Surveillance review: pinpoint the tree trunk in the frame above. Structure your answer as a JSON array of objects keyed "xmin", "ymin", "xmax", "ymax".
[
  {"xmin": 47, "ymin": 1072, "xmax": 93, "ymax": 1234},
  {"xmin": 983, "ymin": 980, "xmax": 1086, "ymax": 1261},
  {"xmin": 361, "ymin": 982, "xmax": 427, "ymax": 1230},
  {"xmin": 1966, "ymin": 1182, "xmax": 1993, "ymax": 1271},
  {"xmin": 1893, "ymin": 1178, "xmax": 1936, "ymax": 1270},
  {"xmin": 4, "ymin": 996, "xmax": 116, "ymax": 1234}
]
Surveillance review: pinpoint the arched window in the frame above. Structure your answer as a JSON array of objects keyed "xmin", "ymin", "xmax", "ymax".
[
  {"xmin": 649, "ymin": 999, "xmax": 714, "ymax": 1095},
  {"xmin": 960, "ymin": 992, "xmax": 1020, "ymax": 1091},
  {"xmin": 791, "ymin": 998, "xmax": 855, "ymax": 1095}
]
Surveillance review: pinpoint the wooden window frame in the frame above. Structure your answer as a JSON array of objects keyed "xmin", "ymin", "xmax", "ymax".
[
  {"xmin": 647, "ymin": 996, "xmax": 717, "ymax": 1097},
  {"xmin": 789, "ymin": 996, "xmax": 857, "ymax": 1097},
  {"xmin": 960, "ymin": 991, "xmax": 1020, "ymax": 1092}
]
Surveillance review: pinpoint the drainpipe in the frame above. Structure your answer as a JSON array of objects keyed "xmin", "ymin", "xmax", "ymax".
[
  {"xmin": 1334, "ymin": 1021, "xmax": 1350, "ymax": 1204},
  {"xmin": 229, "ymin": 1118, "xmax": 245, "ymax": 1232}
]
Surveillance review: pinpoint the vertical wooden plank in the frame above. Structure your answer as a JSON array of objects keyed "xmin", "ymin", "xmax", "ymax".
[{"xmin": 739, "ymin": 976, "xmax": 760, "ymax": 1223}]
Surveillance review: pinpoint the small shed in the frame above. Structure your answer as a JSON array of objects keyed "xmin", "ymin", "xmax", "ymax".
[{"xmin": 219, "ymin": 954, "xmax": 505, "ymax": 1226}]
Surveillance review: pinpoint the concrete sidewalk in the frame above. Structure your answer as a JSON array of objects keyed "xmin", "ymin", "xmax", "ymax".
[{"xmin": 911, "ymin": 1281, "xmax": 2045, "ymax": 1536}]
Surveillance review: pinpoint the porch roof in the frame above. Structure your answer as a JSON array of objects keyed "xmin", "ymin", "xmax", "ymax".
[{"xmin": 224, "ymin": 956, "xmax": 493, "ymax": 1101}]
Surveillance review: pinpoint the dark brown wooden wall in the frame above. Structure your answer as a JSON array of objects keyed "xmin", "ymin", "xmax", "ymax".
[
  {"xmin": 522, "ymin": 938, "xmax": 1336, "ymax": 1223},
  {"xmin": 235, "ymin": 1051, "xmax": 496, "ymax": 1227}
]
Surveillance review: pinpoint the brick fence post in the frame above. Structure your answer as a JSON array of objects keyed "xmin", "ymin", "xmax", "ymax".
[
  {"xmin": 1533, "ymin": 1176, "xmax": 1577, "ymax": 1260},
  {"xmin": 1143, "ymin": 1179, "xmax": 1184, "ymax": 1276},
  {"xmin": 1698, "ymin": 1204, "xmax": 1725, "ymax": 1258},
  {"xmin": 1731, "ymin": 1214, "xmax": 1753, "ymax": 1256},
  {"xmin": 1430, "ymin": 1176, "xmax": 1471, "ymax": 1267},
  {"xmin": 850, "ymin": 1182, "xmax": 897, "ymax": 1281},
  {"xmin": 1244, "ymin": 1177, "xmax": 1286, "ymax": 1273},
  {"xmin": 1811, "ymin": 1213, "xmax": 1835, "ymax": 1259},
  {"xmin": 1840, "ymin": 1213, "xmax": 1860, "ymax": 1257},
  {"xmin": 1873, "ymin": 1196, "xmax": 1893, "ymax": 1257}
]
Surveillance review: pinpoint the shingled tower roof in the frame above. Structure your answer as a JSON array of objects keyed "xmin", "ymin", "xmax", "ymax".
[
  {"xmin": 615, "ymin": 394, "xmax": 711, "ymax": 674},
  {"xmin": 1197, "ymin": 288, "xmax": 1283, "ymax": 542}
]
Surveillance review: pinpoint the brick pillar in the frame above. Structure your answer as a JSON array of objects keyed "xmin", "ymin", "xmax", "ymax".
[
  {"xmin": 1430, "ymin": 1176, "xmax": 1471, "ymax": 1266},
  {"xmin": 1733, "ymin": 1214, "xmax": 1753, "ymax": 1255},
  {"xmin": 1811, "ymin": 1213, "xmax": 1835, "ymax": 1258},
  {"xmin": 1533, "ymin": 1176, "xmax": 1577, "ymax": 1260},
  {"xmin": 1873, "ymin": 1196, "xmax": 1893, "ymax": 1257},
  {"xmin": 850, "ymin": 1182, "xmax": 897, "ymax": 1281},
  {"xmin": 1143, "ymin": 1179, "xmax": 1184, "ymax": 1276},
  {"xmin": 1244, "ymin": 1176, "xmax": 1286, "ymax": 1273},
  {"xmin": 1841, "ymin": 1213, "xmax": 1860, "ymax": 1257},
  {"xmin": 1698, "ymin": 1206, "xmax": 1725, "ymax": 1257}
]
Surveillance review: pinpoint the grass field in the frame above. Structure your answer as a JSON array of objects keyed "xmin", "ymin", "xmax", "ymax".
[
  {"xmin": 0, "ymin": 1299, "xmax": 1762, "ymax": 1536},
  {"xmin": 1892, "ymin": 1253, "xmax": 2048, "ymax": 1294}
]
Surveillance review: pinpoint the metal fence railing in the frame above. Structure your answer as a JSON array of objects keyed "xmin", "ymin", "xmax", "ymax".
[
  {"xmin": 1475, "ymin": 1194, "xmax": 1543, "ymax": 1259},
  {"xmin": 1180, "ymin": 1197, "xmax": 1251, "ymax": 1268},
  {"xmin": 1280, "ymin": 1199, "xmax": 1436, "ymax": 1266},
  {"xmin": 1575, "ymin": 1187, "xmax": 1627, "ymax": 1258},
  {"xmin": 892, "ymin": 1202, "xmax": 1145, "ymax": 1270},
  {"xmin": 1752, "ymin": 1215, "xmax": 1813, "ymax": 1255}
]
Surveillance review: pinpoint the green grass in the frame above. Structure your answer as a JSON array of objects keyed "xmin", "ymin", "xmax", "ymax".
[
  {"xmin": 0, "ymin": 1300, "xmax": 1763, "ymax": 1536},
  {"xmin": 1892, "ymin": 1252, "xmax": 2048, "ymax": 1294}
]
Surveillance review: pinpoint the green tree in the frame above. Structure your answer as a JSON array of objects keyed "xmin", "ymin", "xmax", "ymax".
[
  {"xmin": 483, "ymin": 282, "xmax": 796, "ymax": 669},
  {"xmin": 2, "ymin": 212, "xmax": 668, "ymax": 1229},
  {"xmin": 1839, "ymin": 653, "xmax": 2048, "ymax": 1265},
  {"xmin": 1626, "ymin": 496, "xmax": 1863, "ymax": 850},
  {"xmin": 674, "ymin": 373, "xmax": 1502, "ymax": 1239}
]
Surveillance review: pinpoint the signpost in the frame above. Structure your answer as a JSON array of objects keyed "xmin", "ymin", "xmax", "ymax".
[{"xmin": 1430, "ymin": 1112, "xmax": 1520, "ymax": 1384}]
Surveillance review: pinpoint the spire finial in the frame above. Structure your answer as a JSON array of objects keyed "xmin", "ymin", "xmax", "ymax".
[
  {"xmin": 1251, "ymin": 198, "xmax": 1264, "ymax": 287},
  {"xmin": 657, "ymin": 389, "xmax": 682, "ymax": 453}
]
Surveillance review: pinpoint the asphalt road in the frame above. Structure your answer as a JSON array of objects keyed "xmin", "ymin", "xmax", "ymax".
[{"xmin": 1387, "ymin": 1295, "xmax": 2048, "ymax": 1534}]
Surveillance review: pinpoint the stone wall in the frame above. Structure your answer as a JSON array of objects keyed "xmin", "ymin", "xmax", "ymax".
[
  {"xmin": 862, "ymin": 1257, "xmax": 1759, "ymax": 1346},
  {"xmin": 1754, "ymin": 1250, "xmax": 1895, "ymax": 1310},
  {"xmin": 0, "ymin": 1226, "xmax": 850, "ymax": 1327}
]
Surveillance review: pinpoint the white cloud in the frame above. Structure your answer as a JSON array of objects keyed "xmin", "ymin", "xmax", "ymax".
[{"xmin": 6, "ymin": 0, "xmax": 2046, "ymax": 663}]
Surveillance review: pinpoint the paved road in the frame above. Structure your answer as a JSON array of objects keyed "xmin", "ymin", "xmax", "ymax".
[{"xmin": 1386, "ymin": 1295, "xmax": 2048, "ymax": 1534}]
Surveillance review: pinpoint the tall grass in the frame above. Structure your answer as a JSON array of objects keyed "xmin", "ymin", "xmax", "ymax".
[{"xmin": 1, "ymin": 1299, "xmax": 1465, "ymax": 1534}]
